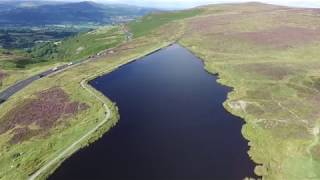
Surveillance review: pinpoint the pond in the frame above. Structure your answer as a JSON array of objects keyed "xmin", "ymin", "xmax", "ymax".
[{"xmin": 49, "ymin": 44, "xmax": 256, "ymax": 180}]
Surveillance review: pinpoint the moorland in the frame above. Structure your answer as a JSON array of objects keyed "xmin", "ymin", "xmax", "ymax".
[{"xmin": 0, "ymin": 2, "xmax": 319, "ymax": 180}]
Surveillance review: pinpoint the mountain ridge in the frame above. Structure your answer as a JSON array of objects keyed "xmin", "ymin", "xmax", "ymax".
[{"xmin": 0, "ymin": 1, "xmax": 157, "ymax": 25}]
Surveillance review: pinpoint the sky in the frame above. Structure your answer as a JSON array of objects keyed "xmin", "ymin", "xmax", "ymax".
[{"xmin": 46, "ymin": 0, "xmax": 320, "ymax": 9}]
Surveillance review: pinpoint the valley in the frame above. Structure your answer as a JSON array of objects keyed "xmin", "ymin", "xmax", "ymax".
[{"xmin": 0, "ymin": 1, "xmax": 319, "ymax": 180}]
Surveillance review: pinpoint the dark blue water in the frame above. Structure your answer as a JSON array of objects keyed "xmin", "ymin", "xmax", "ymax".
[{"xmin": 49, "ymin": 44, "xmax": 256, "ymax": 180}]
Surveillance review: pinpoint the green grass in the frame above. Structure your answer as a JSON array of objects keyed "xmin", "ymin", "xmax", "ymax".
[
  {"xmin": 28, "ymin": 25, "xmax": 125, "ymax": 62},
  {"xmin": 55, "ymin": 26, "xmax": 125, "ymax": 61},
  {"xmin": 0, "ymin": 26, "xmax": 126, "ymax": 93},
  {"xmin": 128, "ymin": 9, "xmax": 203, "ymax": 37},
  {"xmin": 1, "ymin": 3, "xmax": 320, "ymax": 180},
  {"xmin": 178, "ymin": 4, "xmax": 320, "ymax": 179},
  {"xmin": 0, "ymin": 24, "xmax": 176, "ymax": 179}
]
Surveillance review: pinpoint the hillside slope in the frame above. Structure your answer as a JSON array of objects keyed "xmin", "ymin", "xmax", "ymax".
[
  {"xmin": 127, "ymin": 2, "xmax": 320, "ymax": 179},
  {"xmin": 0, "ymin": 25, "xmax": 125, "ymax": 93},
  {"xmin": 0, "ymin": 2, "xmax": 320, "ymax": 180},
  {"xmin": 0, "ymin": 1, "xmax": 155, "ymax": 25},
  {"xmin": 175, "ymin": 3, "xmax": 320, "ymax": 179}
]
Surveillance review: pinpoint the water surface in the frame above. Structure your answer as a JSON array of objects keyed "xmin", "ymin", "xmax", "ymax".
[{"xmin": 49, "ymin": 44, "xmax": 256, "ymax": 180}]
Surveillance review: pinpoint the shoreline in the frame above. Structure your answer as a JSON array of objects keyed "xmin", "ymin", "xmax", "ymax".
[
  {"xmin": 29, "ymin": 41, "xmax": 175, "ymax": 180},
  {"xmin": 179, "ymin": 41, "xmax": 261, "ymax": 178},
  {"xmin": 48, "ymin": 43, "xmax": 256, "ymax": 179}
]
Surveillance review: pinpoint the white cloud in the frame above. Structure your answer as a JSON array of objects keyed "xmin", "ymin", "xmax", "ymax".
[{"xmin": 77, "ymin": 0, "xmax": 320, "ymax": 9}]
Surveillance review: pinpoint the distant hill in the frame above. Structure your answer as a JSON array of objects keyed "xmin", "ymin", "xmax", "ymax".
[
  {"xmin": 0, "ymin": 1, "xmax": 156, "ymax": 25},
  {"xmin": 0, "ymin": 0, "xmax": 65, "ymax": 11}
]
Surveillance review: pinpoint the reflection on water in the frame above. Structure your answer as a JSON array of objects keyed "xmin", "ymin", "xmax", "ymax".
[{"xmin": 49, "ymin": 44, "xmax": 256, "ymax": 180}]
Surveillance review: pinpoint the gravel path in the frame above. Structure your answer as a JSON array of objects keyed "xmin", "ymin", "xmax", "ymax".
[{"xmin": 28, "ymin": 78, "xmax": 112, "ymax": 180}]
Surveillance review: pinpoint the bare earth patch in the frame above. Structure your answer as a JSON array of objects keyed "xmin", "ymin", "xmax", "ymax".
[
  {"xmin": 235, "ymin": 26, "xmax": 320, "ymax": 48},
  {"xmin": 0, "ymin": 71, "xmax": 7, "ymax": 82},
  {"xmin": 288, "ymin": 8, "xmax": 320, "ymax": 16},
  {"xmin": 187, "ymin": 14, "xmax": 238, "ymax": 35},
  {"xmin": 76, "ymin": 46, "xmax": 85, "ymax": 54},
  {"xmin": 0, "ymin": 87, "xmax": 89, "ymax": 144},
  {"xmin": 311, "ymin": 144, "xmax": 320, "ymax": 161},
  {"xmin": 239, "ymin": 63, "xmax": 296, "ymax": 80}
]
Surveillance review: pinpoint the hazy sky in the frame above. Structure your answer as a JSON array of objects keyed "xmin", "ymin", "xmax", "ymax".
[{"xmin": 55, "ymin": 0, "xmax": 320, "ymax": 9}]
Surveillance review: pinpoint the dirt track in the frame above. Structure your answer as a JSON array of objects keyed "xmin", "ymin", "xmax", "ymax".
[{"xmin": 28, "ymin": 78, "xmax": 112, "ymax": 180}]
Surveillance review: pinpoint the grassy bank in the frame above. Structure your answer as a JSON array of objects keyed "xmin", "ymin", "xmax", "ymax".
[
  {"xmin": 0, "ymin": 22, "xmax": 178, "ymax": 179},
  {"xmin": 128, "ymin": 8, "xmax": 203, "ymax": 38},
  {"xmin": 1, "ymin": 2, "xmax": 320, "ymax": 180},
  {"xmin": 178, "ymin": 3, "xmax": 320, "ymax": 179},
  {"xmin": 0, "ymin": 26, "xmax": 125, "ymax": 93}
]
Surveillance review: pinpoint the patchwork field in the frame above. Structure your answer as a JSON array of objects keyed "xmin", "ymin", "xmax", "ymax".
[{"xmin": 0, "ymin": 2, "xmax": 320, "ymax": 180}]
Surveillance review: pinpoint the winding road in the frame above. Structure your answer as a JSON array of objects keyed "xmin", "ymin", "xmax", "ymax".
[
  {"xmin": 0, "ymin": 28, "xmax": 133, "ymax": 105},
  {"xmin": 0, "ymin": 63, "xmax": 78, "ymax": 104},
  {"xmin": 27, "ymin": 43, "xmax": 170, "ymax": 179},
  {"xmin": 0, "ymin": 29, "xmax": 138, "ymax": 179}
]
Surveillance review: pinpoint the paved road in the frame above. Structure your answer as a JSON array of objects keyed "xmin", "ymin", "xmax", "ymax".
[
  {"xmin": 0, "ymin": 76, "xmax": 40, "ymax": 104},
  {"xmin": 0, "ymin": 28, "xmax": 134, "ymax": 105},
  {"xmin": 0, "ymin": 63, "xmax": 74, "ymax": 105},
  {"xmin": 0, "ymin": 49, "xmax": 96, "ymax": 105},
  {"xmin": 27, "ymin": 43, "xmax": 171, "ymax": 180},
  {"xmin": 0, "ymin": 50, "xmax": 109, "ymax": 105}
]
